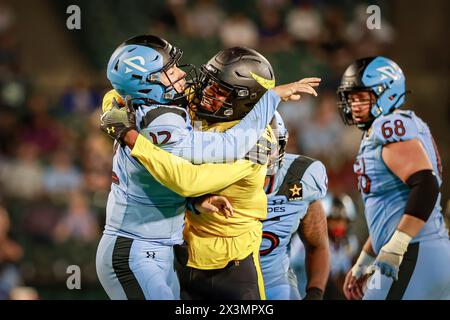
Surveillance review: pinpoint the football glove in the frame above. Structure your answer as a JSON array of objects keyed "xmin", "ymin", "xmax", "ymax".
[
  {"xmin": 351, "ymin": 250, "xmax": 376, "ymax": 279},
  {"xmin": 372, "ymin": 230, "xmax": 412, "ymax": 281},
  {"xmin": 100, "ymin": 95, "xmax": 136, "ymax": 144}
]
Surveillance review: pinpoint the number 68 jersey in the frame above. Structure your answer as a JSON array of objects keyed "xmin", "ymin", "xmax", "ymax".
[{"xmin": 354, "ymin": 109, "xmax": 448, "ymax": 254}]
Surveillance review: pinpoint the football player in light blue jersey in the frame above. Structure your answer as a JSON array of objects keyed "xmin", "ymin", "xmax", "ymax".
[
  {"xmin": 338, "ymin": 56, "xmax": 450, "ymax": 300},
  {"xmin": 96, "ymin": 35, "xmax": 321, "ymax": 300},
  {"xmin": 260, "ymin": 111, "xmax": 330, "ymax": 300}
]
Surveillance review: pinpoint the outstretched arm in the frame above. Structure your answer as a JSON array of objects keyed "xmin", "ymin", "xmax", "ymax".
[
  {"xmin": 102, "ymin": 78, "xmax": 320, "ymax": 164},
  {"xmin": 180, "ymin": 78, "xmax": 321, "ymax": 163}
]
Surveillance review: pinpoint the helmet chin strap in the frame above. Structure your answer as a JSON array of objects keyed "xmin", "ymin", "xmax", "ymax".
[{"xmin": 356, "ymin": 118, "xmax": 374, "ymax": 131}]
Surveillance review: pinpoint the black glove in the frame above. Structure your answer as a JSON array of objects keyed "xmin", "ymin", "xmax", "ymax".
[
  {"xmin": 100, "ymin": 95, "xmax": 137, "ymax": 145},
  {"xmin": 303, "ymin": 287, "xmax": 324, "ymax": 300}
]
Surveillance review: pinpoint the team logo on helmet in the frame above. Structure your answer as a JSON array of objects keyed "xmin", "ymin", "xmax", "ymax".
[
  {"xmin": 250, "ymin": 72, "xmax": 275, "ymax": 89},
  {"xmin": 123, "ymin": 56, "xmax": 149, "ymax": 74},
  {"xmin": 376, "ymin": 65, "xmax": 400, "ymax": 81}
]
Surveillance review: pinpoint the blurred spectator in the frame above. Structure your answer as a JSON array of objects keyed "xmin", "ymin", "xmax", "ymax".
[
  {"xmin": 278, "ymin": 99, "xmax": 314, "ymax": 131},
  {"xmin": 0, "ymin": 3, "xmax": 15, "ymax": 34},
  {"xmin": 297, "ymin": 90, "xmax": 345, "ymax": 160},
  {"xmin": 0, "ymin": 8, "xmax": 25, "ymax": 111},
  {"xmin": 22, "ymin": 200, "xmax": 61, "ymax": 243},
  {"xmin": 0, "ymin": 28, "xmax": 18, "ymax": 74},
  {"xmin": 257, "ymin": 0, "xmax": 287, "ymax": 11},
  {"xmin": 318, "ymin": 6, "xmax": 347, "ymax": 57},
  {"xmin": 53, "ymin": 193, "xmax": 99, "ymax": 243},
  {"xmin": 0, "ymin": 143, "xmax": 43, "ymax": 200},
  {"xmin": 164, "ymin": 0, "xmax": 188, "ymax": 32},
  {"xmin": 21, "ymin": 95, "xmax": 61, "ymax": 154},
  {"xmin": 258, "ymin": 10, "xmax": 291, "ymax": 52},
  {"xmin": 185, "ymin": 0, "xmax": 225, "ymax": 39},
  {"xmin": 43, "ymin": 150, "xmax": 82, "ymax": 196},
  {"xmin": 81, "ymin": 125, "xmax": 113, "ymax": 194},
  {"xmin": 0, "ymin": 108, "xmax": 20, "ymax": 155},
  {"xmin": 0, "ymin": 206, "xmax": 23, "ymax": 300},
  {"xmin": 286, "ymin": 2, "xmax": 322, "ymax": 43},
  {"xmin": 1, "ymin": 77, "xmax": 27, "ymax": 109},
  {"xmin": 220, "ymin": 13, "xmax": 259, "ymax": 48},
  {"xmin": 61, "ymin": 78, "xmax": 101, "ymax": 115}
]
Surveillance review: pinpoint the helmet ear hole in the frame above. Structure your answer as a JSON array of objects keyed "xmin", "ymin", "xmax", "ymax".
[{"xmin": 250, "ymin": 92, "xmax": 257, "ymax": 99}]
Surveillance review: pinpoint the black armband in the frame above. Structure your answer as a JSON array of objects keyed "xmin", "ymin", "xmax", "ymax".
[
  {"xmin": 405, "ymin": 169, "xmax": 439, "ymax": 222},
  {"xmin": 303, "ymin": 287, "xmax": 324, "ymax": 300}
]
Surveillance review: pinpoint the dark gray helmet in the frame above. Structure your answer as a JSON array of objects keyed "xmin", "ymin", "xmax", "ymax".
[{"xmin": 195, "ymin": 47, "xmax": 275, "ymax": 122}]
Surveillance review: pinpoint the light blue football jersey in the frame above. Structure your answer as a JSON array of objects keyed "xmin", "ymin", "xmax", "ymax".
[
  {"xmin": 260, "ymin": 154, "xmax": 328, "ymax": 289},
  {"xmin": 354, "ymin": 109, "xmax": 448, "ymax": 253},
  {"xmin": 104, "ymin": 90, "xmax": 281, "ymax": 244}
]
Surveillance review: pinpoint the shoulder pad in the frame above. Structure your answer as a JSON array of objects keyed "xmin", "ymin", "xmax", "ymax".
[
  {"xmin": 140, "ymin": 105, "xmax": 188, "ymax": 129},
  {"xmin": 276, "ymin": 155, "xmax": 315, "ymax": 201},
  {"xmin": 371, "ymin": 111, "xmax": 420, "ymax": 145}
]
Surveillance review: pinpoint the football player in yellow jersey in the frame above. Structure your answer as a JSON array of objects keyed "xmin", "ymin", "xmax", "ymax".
[{"xmin": 101, "ymin": 47, "xmax": 320, "ymax": 299}]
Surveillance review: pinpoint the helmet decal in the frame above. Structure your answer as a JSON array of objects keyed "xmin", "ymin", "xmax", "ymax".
[
  {"xmin": 123, "ymin": 56, "xmax": 149, "ymax": 74},
  {"xmin": 250, "ymin": 72, "xmax": 276, "ymax": 89},
  {"xmin": 376, "ymin": 65, "xmax": 401, "ymax": 81}
]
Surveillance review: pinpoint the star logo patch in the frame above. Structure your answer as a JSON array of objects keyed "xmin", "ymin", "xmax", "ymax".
[{"xmin": 288, "ymin": 183, "xmax": 302, "ymax": 200}]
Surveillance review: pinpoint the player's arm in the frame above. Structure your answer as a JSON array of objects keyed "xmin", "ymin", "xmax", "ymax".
[
  {"xmin": 100, "ymin": 97, "xmax": 257, "ymax": 198},
  {"xmin": 292, "ymin": 158, "xmax": 328, "ymax": 299},
  {"xmin": 299, "ymin": 200, "xmax": 330, "ymax": 300},
  {"xmin": 129, "ymin": 133, "xmax": 257, "ymax": 198},
  {"xmin": 101, "ymin": 79, "xmax": 319, "ymax": 163},
  {"xmin": 367, "ymin": 114, "xmax": 440, "ymax": 280},
  {"xmin": 382, "ymin": 139, "xmax": 436, "ymax": 233},
  {"xmin": 208, "ymin": 78, "xmax": 320, "ymax": 162},
  {"xmin": 375, "ymin": 138, "xmax": 438, "ymax": 280},
  {"xmin": 206, "ymin": 78, "xmax": 320, "ymax": 163}
]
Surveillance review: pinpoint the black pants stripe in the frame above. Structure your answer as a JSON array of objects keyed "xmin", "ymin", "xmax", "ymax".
[
  {"xmin": 112, "ymin": 236, "xmax": 145, "ymax": 300},
  {"xmin": 386, "ymin": 242, "xmax": 420, "ymax": 300}
]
